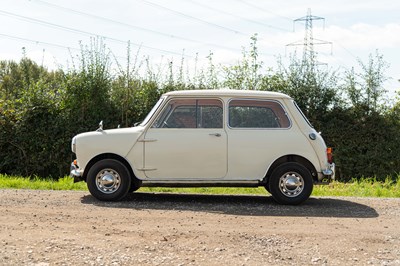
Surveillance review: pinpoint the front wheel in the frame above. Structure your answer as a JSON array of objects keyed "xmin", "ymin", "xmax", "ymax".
[
  {"xmin": 87, "ymin": 159, "xmax": 132, "ymax": 201},
  {"xmin": 268, "ymin": 162, "xmax": 313, "ymax": 205}
]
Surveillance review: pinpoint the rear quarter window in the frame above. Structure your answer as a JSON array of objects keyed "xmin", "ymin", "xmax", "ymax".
[
  {"xmin": 293, "ymin": 101, "xmax": 313, "ymax": 128},
  {"xmin": 229, "ymin": 99, "xmax": 291, "ymax": 129}
]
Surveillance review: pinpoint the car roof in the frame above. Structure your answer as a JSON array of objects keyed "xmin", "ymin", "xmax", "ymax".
[{"xmin": 163, "ymin": 89, "xmax": 292, "ymax": 99}]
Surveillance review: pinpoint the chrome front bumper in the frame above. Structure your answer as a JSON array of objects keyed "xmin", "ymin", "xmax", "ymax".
[{"xmin": 70, "ymin": 162, "xmax": 84, "ymax": 183}]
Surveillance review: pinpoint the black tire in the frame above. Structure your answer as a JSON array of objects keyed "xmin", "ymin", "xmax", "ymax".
[
  {"xmin": 264, "ymin": 183, "xmax": 271, "ymax": 194},
  {"xmin": 87, "ymin": 159, "xmax": 132, "ymax": 201},
  {"xmin": 268, "ymin": 162, "xmax": 313, "ymax": 205},
  {"xmin": 128, "ymin": 180, "xmax": 141, "ymax": 193}
]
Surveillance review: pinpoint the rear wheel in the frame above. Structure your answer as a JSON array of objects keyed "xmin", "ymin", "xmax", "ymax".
[
  {"xmin": 87, "ymin": 159, "xmax": 131, "ymax": 201},
  {"xmin": 264, "ymin": 183, "xmax": 271, "ymax": 194},
  {"xmin": 268, "ymin": 162, "xmax": 313, "ymax": 205}
]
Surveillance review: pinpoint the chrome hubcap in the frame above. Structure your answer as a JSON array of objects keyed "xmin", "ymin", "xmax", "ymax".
[
  {"xmin": 95, "ymin": 168, "xmax": 121, "ymax": 194},
  {"xmin": 279, "ymin": 172, "xmax": 304, "ymax": 197}
]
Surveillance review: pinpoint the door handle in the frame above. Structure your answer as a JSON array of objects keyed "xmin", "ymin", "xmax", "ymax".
[{"xmin": 209, "ymin": 133, "xmax": 221, "ymax": 137}]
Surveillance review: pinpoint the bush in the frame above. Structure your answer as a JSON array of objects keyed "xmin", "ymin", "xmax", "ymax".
[{"xmin": 0, "ymin": 41, "xmax": 398, "ymax": 180}]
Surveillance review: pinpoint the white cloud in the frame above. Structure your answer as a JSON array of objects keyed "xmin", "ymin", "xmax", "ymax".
[{"xmin": 321, "ymin": 23, "xmax": 400, "ymax": 49}]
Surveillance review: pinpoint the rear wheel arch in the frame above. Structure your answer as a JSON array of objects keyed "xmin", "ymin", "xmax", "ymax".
[{"xmin": 264, "ymin": 155, "xmax": 318, "ymax": 185}]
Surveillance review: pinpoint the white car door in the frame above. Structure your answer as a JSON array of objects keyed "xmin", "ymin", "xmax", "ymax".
[{"xmin": 143, "ymin": 98, "xmax": 227, "ymax": 179}]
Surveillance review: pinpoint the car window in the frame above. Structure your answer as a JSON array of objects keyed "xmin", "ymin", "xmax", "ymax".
[
  {"xmin": 294, "ymin": 100, "xmax": 314, "ymax": 128},
  {"xmin": 229, "ymin": 99, "xmax": 290, "ymax": 128},
  {"xmin": 139, "ymin": 97, "xmax": 164, "ymax": 126},
  {"xmin": 153, "ymin": 99, "xmax": 223, "ymax": 128}
]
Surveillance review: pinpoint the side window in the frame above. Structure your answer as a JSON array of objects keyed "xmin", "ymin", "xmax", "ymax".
[
  {"xmin": 229, "ymin": 99, "xmax": 290, "ymax": 128},
  {"xmin": 153, "ymin": 99, "xmax": 223, "ymax": 128}
]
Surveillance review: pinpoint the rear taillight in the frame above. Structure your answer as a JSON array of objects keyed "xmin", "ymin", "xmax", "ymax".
[{"xmin": 327, "ymin": 147, "xmax": 333, "ymax": 164}]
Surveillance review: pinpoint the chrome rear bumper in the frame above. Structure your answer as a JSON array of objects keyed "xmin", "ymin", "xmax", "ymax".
[{"xmin": 322, "ymin": 163, "xmax": 336, "ymax": 180}]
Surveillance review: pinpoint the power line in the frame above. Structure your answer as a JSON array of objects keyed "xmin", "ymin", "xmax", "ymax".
[
  {"xmin": 0, "ymin": 9, "xmax": 190, "ymax": 57},
  {"xmin": 332, "ymin": 41, "xmax": 358, "ymax": 60},
  {"xmin": 1, "ymin": 1, "xmax": 279, "ymax": 60},
  {"xmin": 29, "ymin": 0, "xmax": 252, "ymax": 54},
  {"xmin": 31, "ymin": 0, "xmax": 196, "ymax": 43},
  {"xmin": 0, "ymin": 32, "xmax": 132, "ymax": 62},
  {"xmin": 186, "ymin": 0, "xmax": 291, "ymax": 32},
  {"xmin": 0, "ymin": 32, "xmax": 80, "ymax": 51},
  {"xmin": 235, "ymin": 0, "xmax": 293, "ymax": 22},
  {"xmin": 138, "ymin": 0, "xmax": 247, "ymax": 35}
]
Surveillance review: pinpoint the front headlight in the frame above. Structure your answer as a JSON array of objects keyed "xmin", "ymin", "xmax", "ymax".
[{"xmin": 71, "ymin": 136, "xmax": 77, "ymax": 153}]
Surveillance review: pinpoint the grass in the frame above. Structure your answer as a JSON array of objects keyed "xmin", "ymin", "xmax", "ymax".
[
  {"xmin": 0, "ymin": 174, "xmax": 399, "ymax": 198},
  {"xmin": 0, "ymin": 175, "xmax": 87, "ymax": 191},
  {"xmin": 313, "ymin": 177, "xmax": 400, "ymax": 198}
]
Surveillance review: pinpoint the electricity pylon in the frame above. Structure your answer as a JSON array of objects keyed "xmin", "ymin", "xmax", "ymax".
[{"xmin": 286, "ymin": 8, "xmax": 332, "ymax": 71}]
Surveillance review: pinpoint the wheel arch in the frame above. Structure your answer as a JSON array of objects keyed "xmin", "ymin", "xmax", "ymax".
[
  {"xmin": 82, "ymin": 153, "xmax": 140, "ymax": 185},
  {"xmin": 264, "ymin": 155, "xmax": 318, "ymax": 184}
]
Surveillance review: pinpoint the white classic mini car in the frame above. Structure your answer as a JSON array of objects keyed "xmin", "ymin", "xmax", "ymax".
[{"xmin": 70, "ymin": 90, "xmax": 334, "ymax": 205}]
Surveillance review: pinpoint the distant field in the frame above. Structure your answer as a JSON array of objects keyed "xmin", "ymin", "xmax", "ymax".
[{"xmin": 0, "ymin": 174, "xmax": 399, "ymax": 198}]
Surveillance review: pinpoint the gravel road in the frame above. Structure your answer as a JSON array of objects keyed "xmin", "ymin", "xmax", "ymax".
[{"xmin": 0, "ymin": 189, "xmax": 399, "ymax": 265}]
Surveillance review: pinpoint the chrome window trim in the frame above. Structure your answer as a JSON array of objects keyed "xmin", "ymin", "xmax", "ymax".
[
  {"xmin": 139, "ymin": 97, "xmax": 166, "ymax": 126},
  {"xmin": 226, "ymin": 98, "xmax": 292, "ymax": 130},
  {"xmin": 149, "ymin": 97, "xmax": 225, "ymax": 129},
  {"xmin": 293, "ymin": 100, "xmax": 314, "ymax": 128}
]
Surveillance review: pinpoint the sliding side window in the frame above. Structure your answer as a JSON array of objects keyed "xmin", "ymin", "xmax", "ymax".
[{"xmin": 153, "ymin": 99, "xmax": 223, "ymax": 128}]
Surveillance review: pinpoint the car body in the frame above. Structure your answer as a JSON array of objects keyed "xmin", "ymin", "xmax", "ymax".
[{"xmin": 70, "ymin": 90, "xmax": 335, "ymax": 204}]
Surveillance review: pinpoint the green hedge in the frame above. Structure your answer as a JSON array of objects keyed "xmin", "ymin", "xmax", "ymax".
[{"xmin": 1, "ymin": 44, "xmax": 399, "ymax": 180}]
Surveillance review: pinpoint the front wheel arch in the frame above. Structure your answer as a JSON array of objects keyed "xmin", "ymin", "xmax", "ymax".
[
  {"xmin": 83, "ymin": 153, "xmax": 142, "ymax": 190},
  {"xmin": 87, "ymin": 159, "xmax": 132, "ymax": 201}
]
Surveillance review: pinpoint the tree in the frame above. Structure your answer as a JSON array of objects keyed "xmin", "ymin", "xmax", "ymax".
[
  {"xmin": 344, "ymin": 50, "xmax": 389, "ymax": 113},
  {"xmin": 273, "ymin": 56, "xmax": 339, "ymax": 128},
  {"xmin": 222, "ymin": 34, "xmax": 263, "ymax": 90}
]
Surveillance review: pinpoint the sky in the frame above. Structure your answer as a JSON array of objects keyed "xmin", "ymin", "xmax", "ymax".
[{"xmin": 0, "ymin": 0, "xmax": 399, "ymax": 95}]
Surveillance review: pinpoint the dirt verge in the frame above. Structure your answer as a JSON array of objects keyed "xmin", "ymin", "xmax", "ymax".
[{"xmin": 0, "ymin": 189, "xmax": 399, "ymax": 265}]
